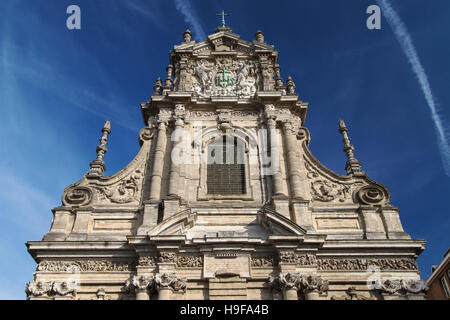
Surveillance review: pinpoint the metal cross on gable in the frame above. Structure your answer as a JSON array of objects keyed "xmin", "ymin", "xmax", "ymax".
[{"xmin": 216, "ymin": 10, "xmax": 230, "ymax": 28}]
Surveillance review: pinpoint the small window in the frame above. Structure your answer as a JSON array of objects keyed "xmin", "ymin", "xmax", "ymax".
[
  {"xmin": 207, "ymin": 136, "xmax": 246, "ymax": 195},
  {"xmin": 440, "ymin": 276, "xmax": 450, "ymax": 298}
]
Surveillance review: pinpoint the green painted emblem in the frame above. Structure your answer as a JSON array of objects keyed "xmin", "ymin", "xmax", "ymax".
[{"xmin": 215, "ymin": 66, "xmax": 235, "ymax": 88}]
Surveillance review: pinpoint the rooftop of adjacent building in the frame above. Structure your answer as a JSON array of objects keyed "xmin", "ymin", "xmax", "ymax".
[{"xmin": 427, "ymin": 247, "xmax": 450, "ymax": 285}]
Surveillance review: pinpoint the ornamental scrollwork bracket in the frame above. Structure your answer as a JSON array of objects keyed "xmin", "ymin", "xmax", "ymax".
[
  {"xmin": 139, "ymin": 127, "xmax": 154, "ymax": 146},
  {"xmin": 354, "ymin": 184, "xmax": 389, "ymax": 206},
  {"xmin": 62, "ymin": 186, "xmax": 93, "ymax": 206}
]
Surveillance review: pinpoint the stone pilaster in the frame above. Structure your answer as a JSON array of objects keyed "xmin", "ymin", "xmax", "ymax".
[
  {"xmin": 266, "ymin": 117, "xmax": 285, "ymax": 197},
  {"xmin": 138, "ymin": 203, "xmax": 159, "ymax": 235},
  {"xmin": 360, "ymin": 206, "xmax": 386, "ymax": 239},
  {"xmin": 138, "ymin": 120, "xmax": 167, "ymax": 234},
  {"xmin": 168, "ymin": 106, "xmax": 185, "ymax": 199},
  {"xmin": 209, "ymin": 277, "xmax": 247, "ymax": 300},
  {"xmin": 66, "ymin": 208, "xmax": 92, "ymax": 240},
  {"xmin": 43, "ymin": 210, "xmax": 71, "ymax": 240},
  {"xmin": 164, "ymin": 107, "xmax": 186, "ymax": 219},
  {"xmin": 291, "ymin": 200, "xmax": 314, "ymax": 231},
  {"xmin": 281, "ymin": 121, "xmax": 303, "ymax": 200},
  {"xmin": 381, "ymin": 207, "xmax": 410, "ymax": 239},
  {"xmin": 149, "ymin": 121, "xmax": 167, "ymax": 202}
]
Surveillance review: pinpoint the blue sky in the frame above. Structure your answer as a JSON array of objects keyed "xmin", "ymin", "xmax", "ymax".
[{"xmin": 0, "ymin": 0, "xmax": 449, "ymax": 299}]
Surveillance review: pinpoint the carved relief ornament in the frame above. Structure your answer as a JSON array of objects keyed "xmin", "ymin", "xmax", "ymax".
[
  {"xmin": 158, "ymin": 252, "xmax": 177, "ymax": 263},
  {"xmin": 138, "ymin": 256, "xmax": 157, "ymax": 267},
  {"xmin": 311, "ymin": 180, "xmax": 351, "ymax": 202},
  {"xmin": 37, "ymin": 260, "xmax": 135, "ymax": 272},
  {"xmin": 317, "ymin": 258, "xmax": 418, "ymax": 271},
  {"xmin": 95, "ymin": 169, "xmax": 143, "ymax": 204},
  {"xmin": 191, "ymin": 59, "xmax": 257, "ymax": 98},
  {"xmin": 251, "ymin": 256, "xmax": 276, "ymax": 268},
  {"xmin": 279, "ymin": 252, "xmax": 317, "ymax": 266},
  {"xmin": 177, "ymin": 255, "xmax": 203, "ymax": 268},
  {"xmin": 304, "ymin": 159, "xmax": 368, "ymax": 203}
]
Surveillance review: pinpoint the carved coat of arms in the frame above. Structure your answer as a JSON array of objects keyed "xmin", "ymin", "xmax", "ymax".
[{"xmin": 192, "ymin": 59, "xmax": 256, "ymax": 98}]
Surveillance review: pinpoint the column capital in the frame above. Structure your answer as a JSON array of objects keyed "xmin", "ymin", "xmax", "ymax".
[
  {"xmin": 157, "ymin": 120, "xmax": 168, "ymax": 128},
  {"xmin": 154, "ymin": 272, "xmax": 187, "ymax": 293},
  {"xmin": 25, "ymin": 280, "xmax": 53, "ymax": 298},
  {"xmin": 376, "ymin": 279, "xmax": 427, "ymax": 296},
  {"xmin": 301, "ymin": 275, "xmax": 329, "ymax": 294},
  {"xmin": 281, "ymin": 119, "xmax": 298, "ymax": 134},
  {"xmin": 265, "ymin": 117, "xmax": 277, "ymax": 128},
  {"xmin": 268, "ymin": 273, "xmax": 329, "ymax": 300},
  {"xmin": 131, "ymin": 275, "xmax": 155, "ymax": 290},
  {"xmin": 269, "ymin": 272, "xmax": 303, "ymax": 292}
]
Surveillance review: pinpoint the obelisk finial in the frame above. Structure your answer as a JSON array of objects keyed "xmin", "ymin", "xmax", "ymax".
[
  {"xmin": 286, "ymin": 76, "xmax": 296, "ymax": 95},
  {"xmin": 338, "ymin": 120, "xmax": 364, "ymax": 176},
  {"xmin": 87, "ymin": 120, "xmax": 111, "ymax": 178},
  {"xmin": 255, "ymin": 30, "xmax": 264, "ymax": 42},
  {"xmin": 183, "ymin": 29, "xmax": 192, "ymax": 42},
  {"xmin": 153, "ymin": 77, "xmax": 162, "ymax": 95}
]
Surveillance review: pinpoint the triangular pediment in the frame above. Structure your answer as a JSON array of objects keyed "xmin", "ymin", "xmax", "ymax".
[
  {"xmin": 147, "ymin": 206, "xmax": 307, "ymax": 241},
  {"xmin": 147, "ymin": 208, "xmax": 196, "ymax": 238},
  {"xmin": 257, "ymin": 206, "xmax": 307, "ymax": 237},
  {"xmin": 173, "ymin": 40, "xmax": 196, "ymax": 50},
  {"xmin": 173, "ymin": 28, "xmax": 277, "ymax": 58}
]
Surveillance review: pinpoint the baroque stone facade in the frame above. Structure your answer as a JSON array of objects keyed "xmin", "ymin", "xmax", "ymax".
[{"xmin": 26, "ymin": 24, "xmax": 426, "ymax": 300}]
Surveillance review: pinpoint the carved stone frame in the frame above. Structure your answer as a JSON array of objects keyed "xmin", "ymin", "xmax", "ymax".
[{"xmin": 196, "ymin": 128, "xmax": 256, "ymax": 201}]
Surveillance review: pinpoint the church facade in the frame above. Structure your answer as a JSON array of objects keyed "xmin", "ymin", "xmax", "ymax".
[{"xmin": 26, "ymin": 25, "xmax": 427, "ymax": 300}]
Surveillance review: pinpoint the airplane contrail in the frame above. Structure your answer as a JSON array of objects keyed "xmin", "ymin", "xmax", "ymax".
[{"xmin": 377, "ymin": 0, "xmax": 450, "ymax": 177}]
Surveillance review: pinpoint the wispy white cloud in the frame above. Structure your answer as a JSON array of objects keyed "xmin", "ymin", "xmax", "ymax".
[
  {"xmin": 174, "ymin": 0, "xmax": 206, "ymax": 41},
  {"xmin": 0, "ymin": 171, "xmax": 54, "ymax": 300},
  {"xmin": 122, "ymin": 0, "xmax": 165, "ymax": 30},
  {"xmin": 1, "ymin": 37, "xmax": 138, "ymax": 133},
  {"xmin": 0, "ymin": 0, "xmax": 140, "ymax": 134},
  {"xmin": 0, "ymin": 171, "xmax": 54, "ymax": 234},
  {"xmin": 377, "ymin": 0, "xmax": 450, "ymax": 177}
]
